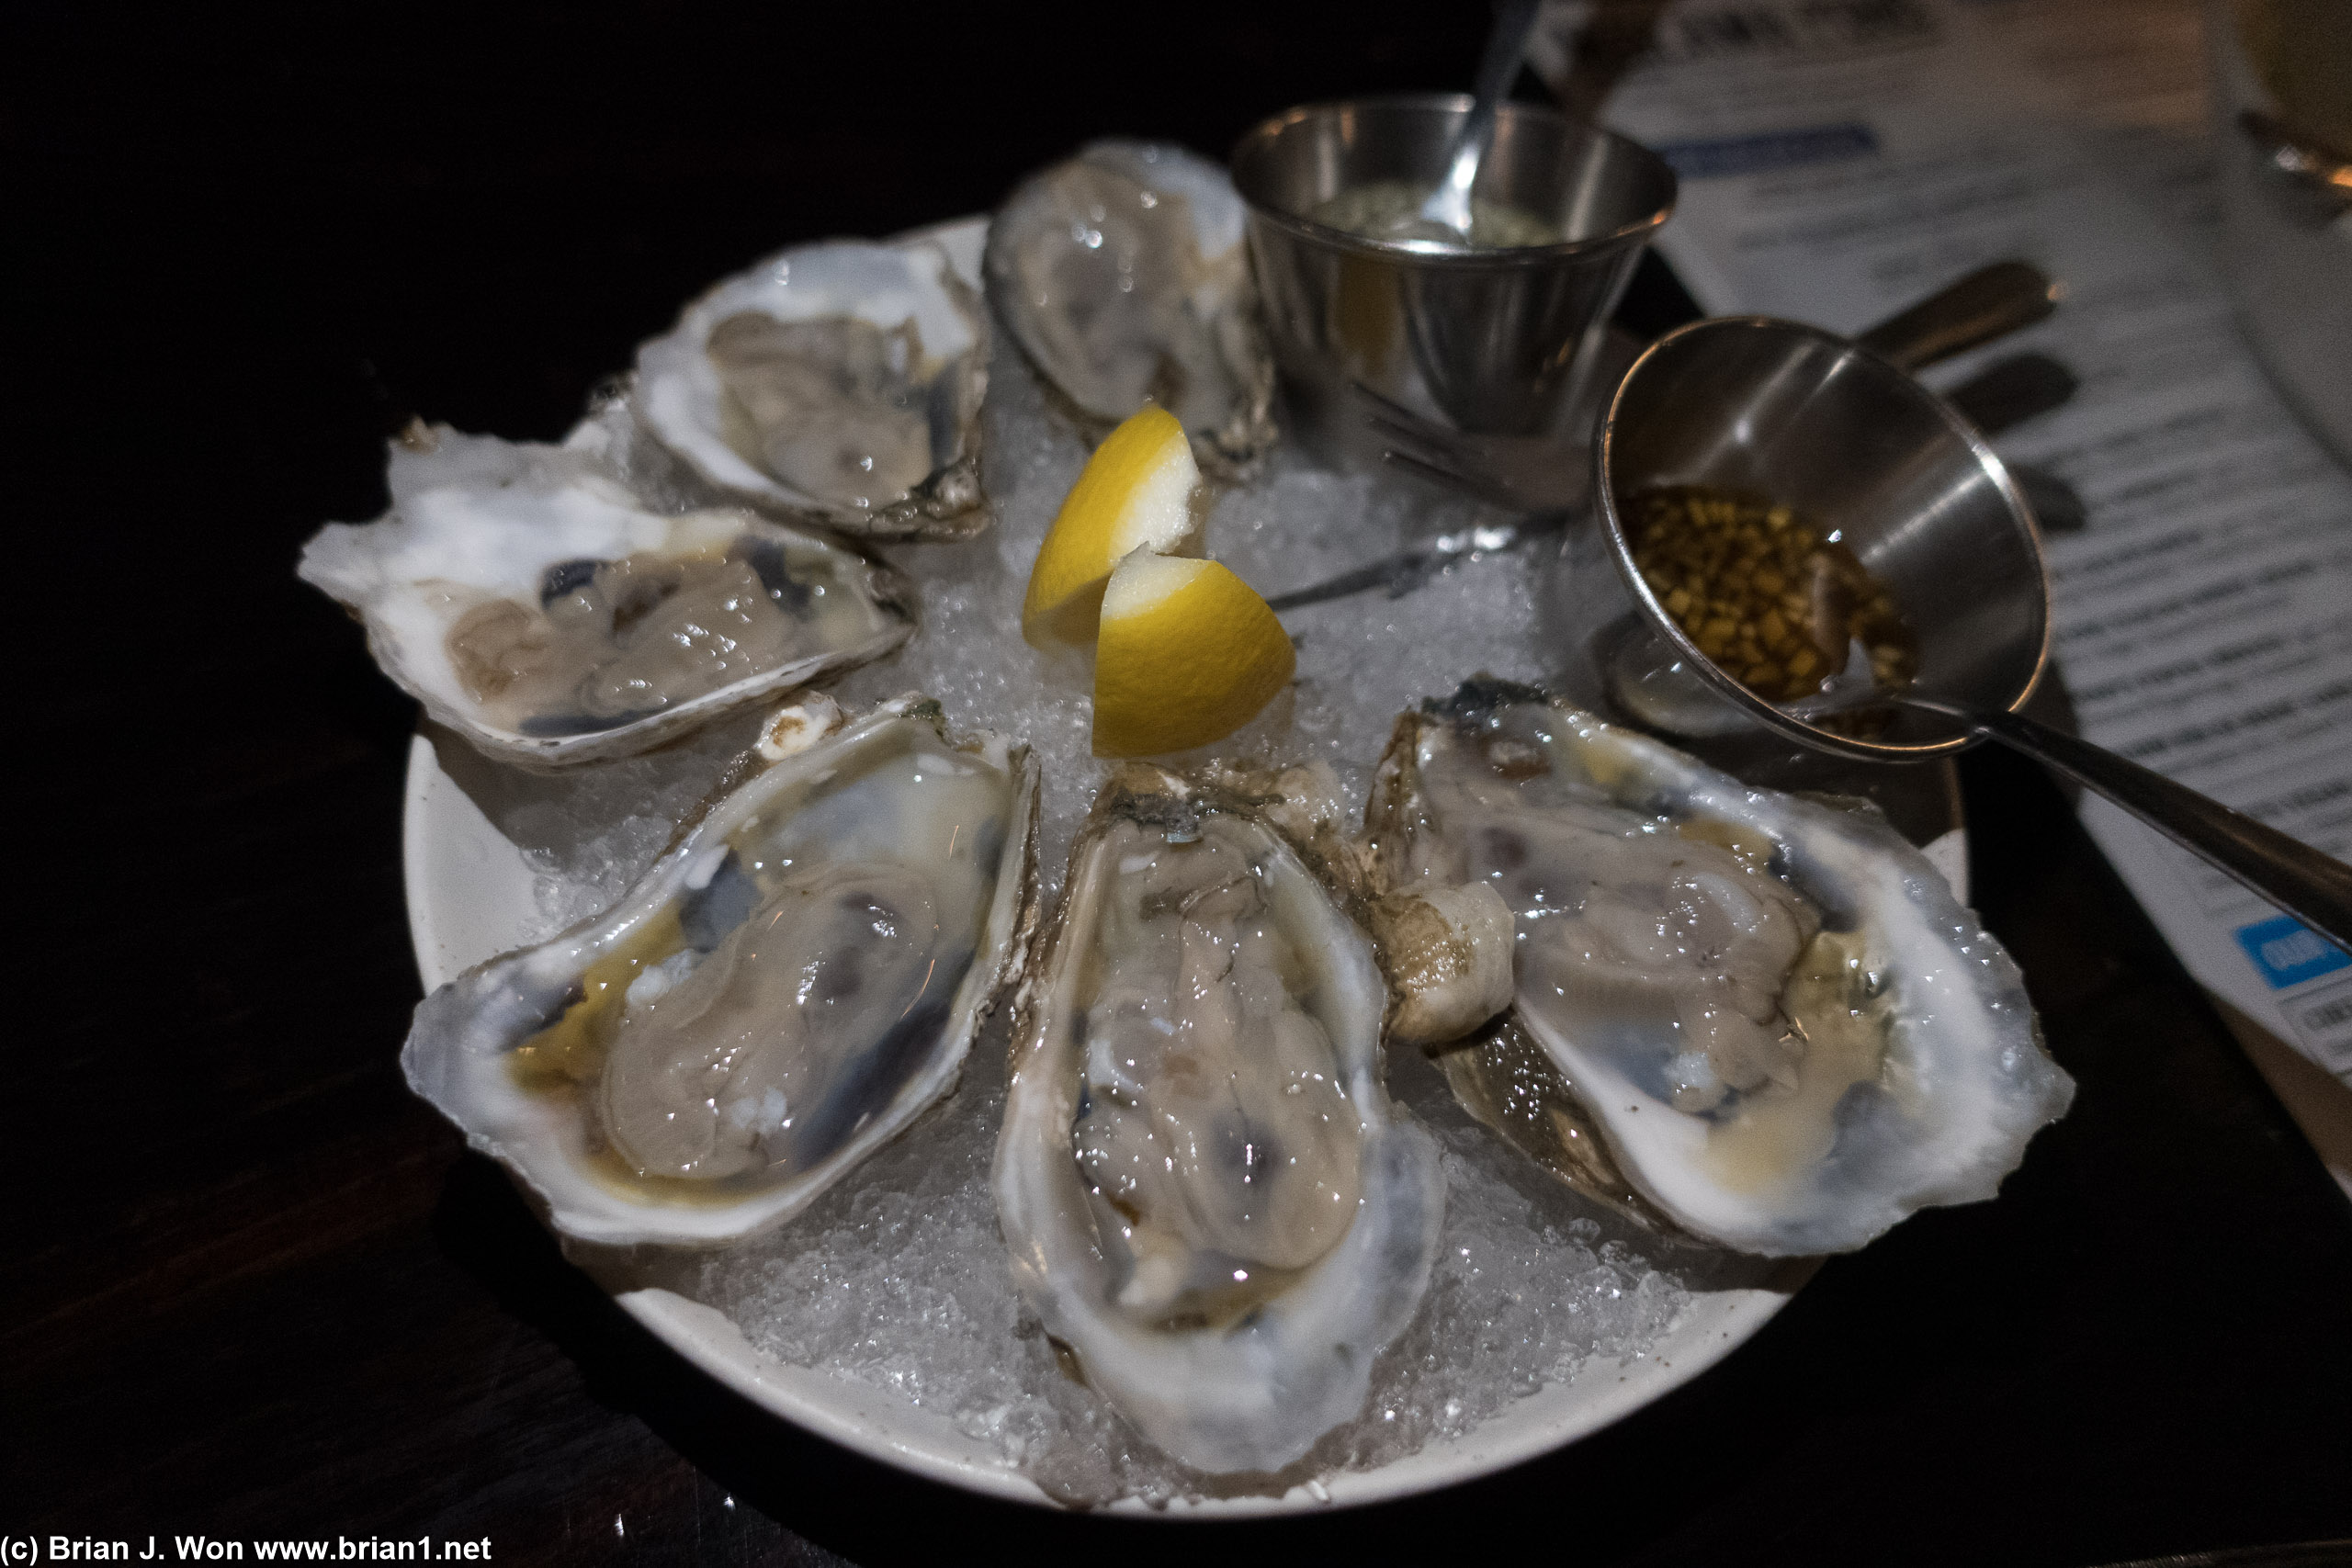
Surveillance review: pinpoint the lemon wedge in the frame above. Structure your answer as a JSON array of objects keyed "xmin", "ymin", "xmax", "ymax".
[
  {"xmin": 1022, "ymin": 407, "xmax": 1199, "ymax": 648},
  {"xmin": 1093, "ymin": 550, "xmax": 1295, "ymax": 757}
]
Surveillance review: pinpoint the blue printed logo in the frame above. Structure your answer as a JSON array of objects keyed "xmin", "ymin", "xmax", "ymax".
[
  {"xmin": 2233, "ymin": 915, "xmax": 2350, "ymax": 989},
  {"xmin": 1652, "ymin": 123, "xmax": 1880, "ymax": 180}
]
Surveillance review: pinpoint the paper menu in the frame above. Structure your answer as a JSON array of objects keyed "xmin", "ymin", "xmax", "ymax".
[{"xmin": 1530, "ymin": 1, "xmax": 2351, "ymax": 1138}]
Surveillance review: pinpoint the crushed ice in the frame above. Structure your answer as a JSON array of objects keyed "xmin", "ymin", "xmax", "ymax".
[{"xmin": 495, "ymin": 335, "xmax": 1748, "ymax": 1505}]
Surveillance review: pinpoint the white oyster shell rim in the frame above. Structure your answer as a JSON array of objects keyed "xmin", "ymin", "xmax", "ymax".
[
  {"xmin": 298, "ymin": 427, "xmax": 914, "ymax": 769},
  {"xmin": 402, "ymin": 711, "xmax": 1827, "ymax": 1515},
  {"xmin": 1074, "ymin": 138, "xmax": 1249, "ymax": 260},
  {"xmin": 400, "ymin": 697, "xmax": 1037, "ymax": 1248},
  {"xmin": 633, "ymin": 236, "xmax": 990, "ymax": 535},
  {"xmin": 982, "ymin": 139, "xmax": 1276, "ymax": 469},
  {"xmin": 993, "ymin": 779, "xmax": 1445, "ymax": 1477},
  {"xmin": 1391, "ymin": 697, "xmax": 2072, "ymax": 1256}
]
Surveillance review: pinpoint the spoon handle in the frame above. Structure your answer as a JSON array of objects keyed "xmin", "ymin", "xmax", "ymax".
[
  {"xmin": 2237, "ymin": 109, "xmax": 2352, "ymax": 223},
  {"xmin": 1423, "ymin": 0, "xmax": 1544, "ymax": 231},
  {"xmin": 1853, "ymin": 261, "xmax": 2060, "ymax": 374},
  {"xmin": 1959, "ymin": 703, "xmax": 2352, "ymax": 950}
]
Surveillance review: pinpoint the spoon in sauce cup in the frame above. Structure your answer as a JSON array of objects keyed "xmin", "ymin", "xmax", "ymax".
[
  {"xmin": 1417, "ymin": 0, "xmax": 1545, "ymax": 241},
  {"xmin": 1591, "ymin": 302, "xmax": 2352, "ymax": 946}
]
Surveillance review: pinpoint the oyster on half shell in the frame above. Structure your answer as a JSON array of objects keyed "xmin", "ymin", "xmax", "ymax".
[
  {"xmin": 300, "ymin": 426, "xmax": 914, "ymax": 769},
  {"xmin": 1367, "ymin": 682, "xmax": 2074, "ymax": 1256},
  {"xmin": 403, "ymin": 696, "xmax": 1037, "ymax": 1247},
  {"xmin": 986, "ymin": 140, "xmax": 1276, "ymax": 473},
  {"xmin": 994, "ymin": 767, "xmax": 1442, "ymax": 1476},
  {"xmin": 635, "ymin": 236, "xmax": 991, "ymax": 539}
]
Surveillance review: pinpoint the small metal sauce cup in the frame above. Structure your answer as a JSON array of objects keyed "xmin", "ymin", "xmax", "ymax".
[
  {"xmin": 1230, "ymin": 95, "xmax": 1676, "ymax": 462},
  {"xmin": 1580, "ymin": 312, "xmax": 2352, "ymax": 944},
  {"xmin": 1588, "ymin": 317, "xmax": 2052, "ymax": 761}
]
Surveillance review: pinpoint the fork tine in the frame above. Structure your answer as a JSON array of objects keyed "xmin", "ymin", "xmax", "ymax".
[
  {"xmin": 1346, "ymin": 378, "xmax": 1520, "ymax": 505},
  {"xmin": 1376, "ymin": 444, "xmax": 1476, "ymax": 487},
  {"xmin": 1354, "ymin": 404, "xmax": 1459, "ymax": 469},
  {"xmin": 1357, "ymin": 403, "xmax": 1448, "ymax": 456},
  {"xmin": 1348, "ymin": 379, "xmax": 1493, "ymax": 457},
  {"xmin": 1378, "ymin": 446, "xmax": 1522, "ymax": 509},
  {"xmin": 1344, "ymin": 377, "xmax": 1427, "ymax": 424}
]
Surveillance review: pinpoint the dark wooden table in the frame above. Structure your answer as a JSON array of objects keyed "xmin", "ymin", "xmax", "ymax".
[{"xmin": 11, "ymin": 6, "xmax": 2349, "ymax": 1563}]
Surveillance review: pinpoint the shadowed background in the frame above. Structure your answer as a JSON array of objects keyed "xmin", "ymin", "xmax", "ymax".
[{"xmin": 6, "ymin": 3, "xmax": 2348, "ymax": 1563}]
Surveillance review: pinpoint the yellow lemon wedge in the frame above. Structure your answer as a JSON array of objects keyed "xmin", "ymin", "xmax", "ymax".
[
  {"xmin": 1022, "ymin": 406, "xmax": 1199, "ymax": 648},
  {"xmin": 1093, "ymin": 550, "xmax": 1295, "ymax": 757}
]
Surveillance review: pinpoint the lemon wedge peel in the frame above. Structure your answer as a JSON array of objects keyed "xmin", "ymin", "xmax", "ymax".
[
  {"xmin": 1021, "ymin": 406, "xmax": 1200, "ymax": 649},
  {"xmin": 1092, "ymin": 551, "xmax": 1297, "ymax": 759}
]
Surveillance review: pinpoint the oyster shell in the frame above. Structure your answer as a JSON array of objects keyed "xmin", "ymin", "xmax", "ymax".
[
  {"xmin": 403, "ymin": 696, "xmax": 1037, "ymax": 1247},
  {"xmin": 986, "ymin": 140, "xmax": 1276, "ymax": 473},
  {"xmin": 300, "ymin": 425, "xmax": 913, "ymax": 769},
  {"xmin": 994, "ymin": 767, "xmax": 1442, "ymax": 1475},
  {"xmin": 1368, "ymin": 681, "xmax": 2074, "ymax": 1256},
  {"xmin": 635, "ymin": 236, "xmax": 990, "ymax": 539}
]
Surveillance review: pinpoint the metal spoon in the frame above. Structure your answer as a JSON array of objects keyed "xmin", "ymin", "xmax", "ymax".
[
  {"xmin": 1593, "ymin": 308, "xmax": 2352, "ymax": 946},
  {"xmin": 1418, "ymin": 0, "xmax": 1544, "ymax": 237},
  {"xmin": 1904, "ymin": 694, "xmax": 2352, "ymax": 950}
]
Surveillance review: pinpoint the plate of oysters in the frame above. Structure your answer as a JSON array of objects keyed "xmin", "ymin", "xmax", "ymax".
[{"xmin": 304, "ymin": 132, "xmax": 2075, "ymax": 1513}]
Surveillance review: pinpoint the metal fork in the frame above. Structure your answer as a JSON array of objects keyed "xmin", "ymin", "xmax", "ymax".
[
  {"xmin": 1349, "ymin": 377, "xmax": 1566, "ymax": 511},
  {"xmin": 1259, "ymin": 378, "xmax": 1587, "ymax": 614},
  {"xmin": 1263, "ymin": 348, "xmax": 2086, "ymax": 615},
  {"xmin": 1262, "ymin": 507, "xmax": 1566, "ymax": 613}
]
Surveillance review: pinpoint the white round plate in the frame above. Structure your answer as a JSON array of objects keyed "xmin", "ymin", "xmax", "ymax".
[
  {"xmin": 399, "ymin": 212, "xmax": 1968, "ymax": 1514},
  {"xmin": 402, "ymin": 729, "xmax": 1964, "ymax": 1514}
]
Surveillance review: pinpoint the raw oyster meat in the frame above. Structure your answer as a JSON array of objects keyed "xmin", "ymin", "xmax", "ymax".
[
  {"xmin": 635, "ymin": 236, "xmax": 990, "ymax": 539},
  {"xmin": 1367, "ymin": 681, "xmax": 2073, "ymax": 1256},
  {"xmin": 994, "ymin": 767, "xmax": 1442, "ymax": 1475},
  {"xmin": 300, "ymin": 425, "xmax": 913, "ymax": 768},
  {"xmin": 986, "ymin": 140, "xmax": 1276, "ymax": 472},
  {"xmin": 404, "ymin": 696, "xmax": 1037, "ymax": 1247}
]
